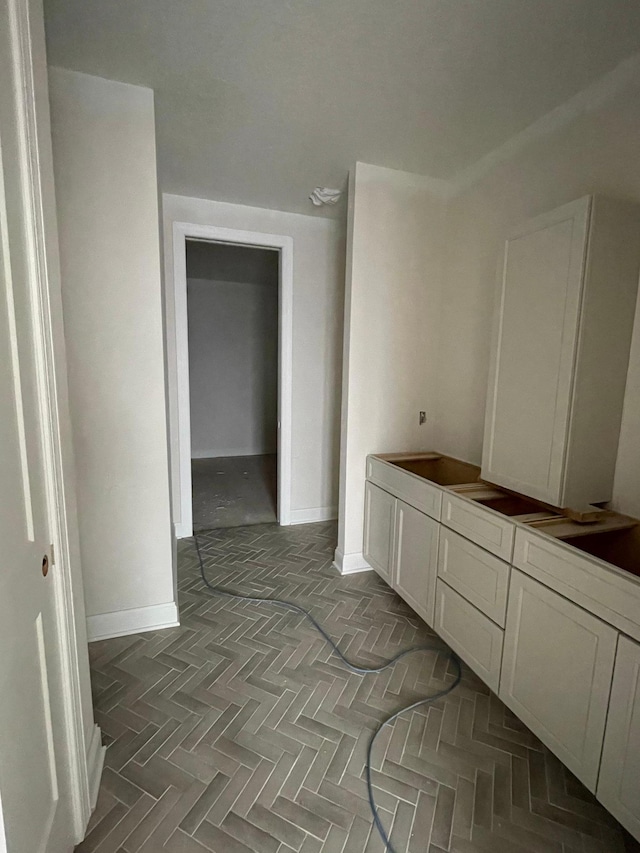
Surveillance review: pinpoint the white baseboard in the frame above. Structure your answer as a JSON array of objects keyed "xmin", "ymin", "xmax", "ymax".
[
  {"xmin": 333, "ymin": 549, "xmax": 373, "ymax": 575},
  {"xmin": 86, "ymin": 724, "xmax": 106, "ymax": 811},
  {"xmin": 289, "ymin": 505, "xmax": 338, "ymax": 525},
  {"xmin": 87, "ymin": 601, "xmax": 179, "ymax": 642},
  {"xmin": 175, "ymin": 508, "xmax": 336, "ymax": 534},
  {"xmin": 175, "ymin": 521, "xmax": 191, "ymax": 539}
]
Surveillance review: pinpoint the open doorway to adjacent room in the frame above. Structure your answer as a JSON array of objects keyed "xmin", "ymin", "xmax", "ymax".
[
  {"xmin": 172, "ymin": 222, "xmax": 293, "ymax": 537},
  {"xmin": 186, "ymin": 239, "xmax": 280, "ymax": 531}
]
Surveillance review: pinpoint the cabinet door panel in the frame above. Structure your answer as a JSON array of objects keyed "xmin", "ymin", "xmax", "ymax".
[
  {"xmin": 394, "ymin": 501, "xmax": 439, "ymax": 625},
  {"xmin": 441, "ymin": 493, "xmax": 515, "ymax": 561},
  {"xmin": 598, "ymin": 635, "xmax": 640, "ymax": 840},
  {"xmin": 500, "ymin": 569, "xmax": 616, "ymax": 790},
  {"xmin": 363, "ymin": 481, "xmax": 395, "ymax": 582},
  {"xmin": 435, "ymin": 580, "xmax": 504, "ymax": 693},
  {"xmin": 437, "ymin": 528, "xmax": 510, "ymax": 626},
  {"xmin": 482, "ymin": 197, "xmax": 590, "ymax": 505}
]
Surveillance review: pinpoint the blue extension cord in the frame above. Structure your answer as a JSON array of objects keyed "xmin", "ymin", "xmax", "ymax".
[{"xmin": 193, "ymin": 532, "xmax": 462, "ymax": 853}]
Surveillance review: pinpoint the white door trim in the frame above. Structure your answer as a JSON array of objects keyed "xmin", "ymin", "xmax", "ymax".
[
  {"xmin": 172, "ymin": 221, "xmax": 293, "ymax": 537},
  {"xmin": 6, "ymin": 0, "xmax": 98, "ymax": 838}
]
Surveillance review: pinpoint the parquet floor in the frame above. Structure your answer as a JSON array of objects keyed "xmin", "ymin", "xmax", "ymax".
[{"xmin": 78, "ymin": 522, "xmax": 638, "ymax": 852}]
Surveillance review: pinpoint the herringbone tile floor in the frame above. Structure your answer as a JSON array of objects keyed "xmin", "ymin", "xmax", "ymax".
[{"xmin": 79, "ymin": 522, "xmax": 639, "ymax": 853}]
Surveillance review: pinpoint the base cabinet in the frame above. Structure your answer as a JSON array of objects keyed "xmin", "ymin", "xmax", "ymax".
[
  {"xmin": 363, "ymin": 458, "xmax": 640, "ymax": 842},
  {"xmin": 598, "ymin": 635, "xmax": 640, "ymax": 838},
  {"xmin": 363, "ymin": 481, "xmax": 396, "ymax": 582},
  {"xmin": 393, "ymin": 500, "xmax": 439, "ymax": 625},
  {"xmin": 500, "ymin": 570, "xmax": 617, "ymax": 790}
]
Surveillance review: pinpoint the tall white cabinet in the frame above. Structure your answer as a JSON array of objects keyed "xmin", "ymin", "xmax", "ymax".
[{"xmin": 482, "ymin": 195, "xmax": 640, "ymax": 508}]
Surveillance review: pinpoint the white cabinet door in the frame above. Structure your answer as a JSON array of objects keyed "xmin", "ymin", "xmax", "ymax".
[
  {"xmin": 500, "ymin": 570, "xmax": 617, "ymax": 790},
  {"xmin": 435, "ymin": 581, "xmax": 504, "ymax": 693},
  {"xmin": 363, "ymin": 481, "xmax": 395, "ymax": 582},
  {"xmin": 482, "ymin": 196, "xmax": 640, "ymax": 508},
  {"xmin": 482, "ymin": 197, "xmax": 591, "ymax": 505},
  {"xmin": 441, "ymin": 493, "xmax": 515, "ymax": 562},
  {"xmin": 393, "ymin": 500, "xmax": 439, "ymax": 625},
  {"xmin": 598, "ymin": 635, "xmax": 640, "ymax": 840},
  {"xmin": 437, "ymin": 528, "xmax": 510, "ymax": 626}
]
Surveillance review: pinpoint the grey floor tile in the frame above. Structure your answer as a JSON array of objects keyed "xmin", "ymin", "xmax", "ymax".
[{"xmin": 77, "ymin": 521, "xmax": 639, "ymax": 853}]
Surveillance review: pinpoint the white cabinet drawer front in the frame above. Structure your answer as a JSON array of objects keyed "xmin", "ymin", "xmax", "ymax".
[
  {"xmin": 437, "ymin": 528, "xmax": 510, "ymax": 626},
  {"xmin": 514, "ymin": 528, "xmax": 640, "ymax": 642},
  {"xmin": 441, "ymin": 493, "xmax": 515, "ymax": 560},
  {"xmin": 597, "ymin": 635, "xmax": 640, "ymax": 839},
  {"xmin": 434, "ymin": 580, "xmax": 504, "ymax": 693},
  {"xmin": 367, "ymin": 457, "xmax": 442, "ymax": 520},
  {"xmin": 500, "ymin": 569, "xmax": 617, "ymax": 791},
  {"xmin": 363, "ymin": 481, "xmax": 395, "ymax": 582},
  {"xmin": 394, "ymin": 501, "xmax": 439, "ymax": 626}
]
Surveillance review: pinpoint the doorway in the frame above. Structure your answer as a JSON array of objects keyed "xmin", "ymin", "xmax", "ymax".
[
  {"xmin": 172, "ymin": 222, "xmax": 293, "ymax": 537},
  {"xmin": 187, "ymin": 239, "xmax": 278, "ymax": 530}
]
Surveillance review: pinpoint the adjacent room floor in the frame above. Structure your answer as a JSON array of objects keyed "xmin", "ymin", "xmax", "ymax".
[
  {"xmin": 191, "ymin": 454, "xmax": 277, "ymax": 530},
  {"xmin": 79, "ymin": 522, "xmax": 639, "ymax": 853}
]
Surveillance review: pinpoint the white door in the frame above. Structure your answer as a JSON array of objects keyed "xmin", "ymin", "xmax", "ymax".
[
  {"xmin": 0, "ymin": 0, "xmax": 78, "ymax": 850},
  {"xmin": 500, "ymin": 569, "xmax": 617, "ymax": 791},
  {"xmin": 597, "ymin": 635, "xmax": 640, "ymax": 841},
  {"xmin": 393, "ymin": 500, "xmax": 439, "ymax": 625}
]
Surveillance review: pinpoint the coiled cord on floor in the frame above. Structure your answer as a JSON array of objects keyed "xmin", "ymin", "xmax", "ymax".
[{"xmin": 193, "ymin": 531, "xmax": 462, "ymax": 853}]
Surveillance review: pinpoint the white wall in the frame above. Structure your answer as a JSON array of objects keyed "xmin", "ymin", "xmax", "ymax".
[
  {"xmin": 435, "ymin": 80, "xmax": 640, "ymax": 517},
  {"xmin": 337, "ymin": 73, "xmax": 640, "ymax": 574},
  {"xmin": 336, "ymin": 163, "xmax": 447, "ymax": 571},
  {"xmin": 186, "ymin": 238, "xmax": 279, "ymax": 283},
  {"xmin": 163, "ymin": 193, "xmax": 345, "ymax": 524},
  {"xmin": 187, "ymin": 254, "xmax": 278, "ymax": 458},
  {"xmin": 49, "ymin": 68, "xmax": 176, "ymax": 639}
]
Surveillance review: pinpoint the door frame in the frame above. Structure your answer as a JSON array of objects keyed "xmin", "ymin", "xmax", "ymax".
[
  {"xmin": 171, "ymin": 221, "xmax": 293, "ymax": 536},
  {"xmin": 2, "ymin": 0, "xmax": 99, "ymax": 840}
]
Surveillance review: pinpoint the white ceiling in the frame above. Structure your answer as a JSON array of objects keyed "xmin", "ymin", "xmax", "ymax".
[{"xmin": 43, "ymin": 0, "xmax": 640, "ymax": 217}]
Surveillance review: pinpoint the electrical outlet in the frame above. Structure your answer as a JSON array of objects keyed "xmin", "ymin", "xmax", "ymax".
[{"xmin": 419, "ymin": 411, "xmax": 426, "ymax": 425}]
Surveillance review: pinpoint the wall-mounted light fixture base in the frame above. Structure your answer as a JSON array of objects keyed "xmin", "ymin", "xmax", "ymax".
[{"xmin": 309, "ymin": 187, "xmax": 342, "ymax": 206}]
